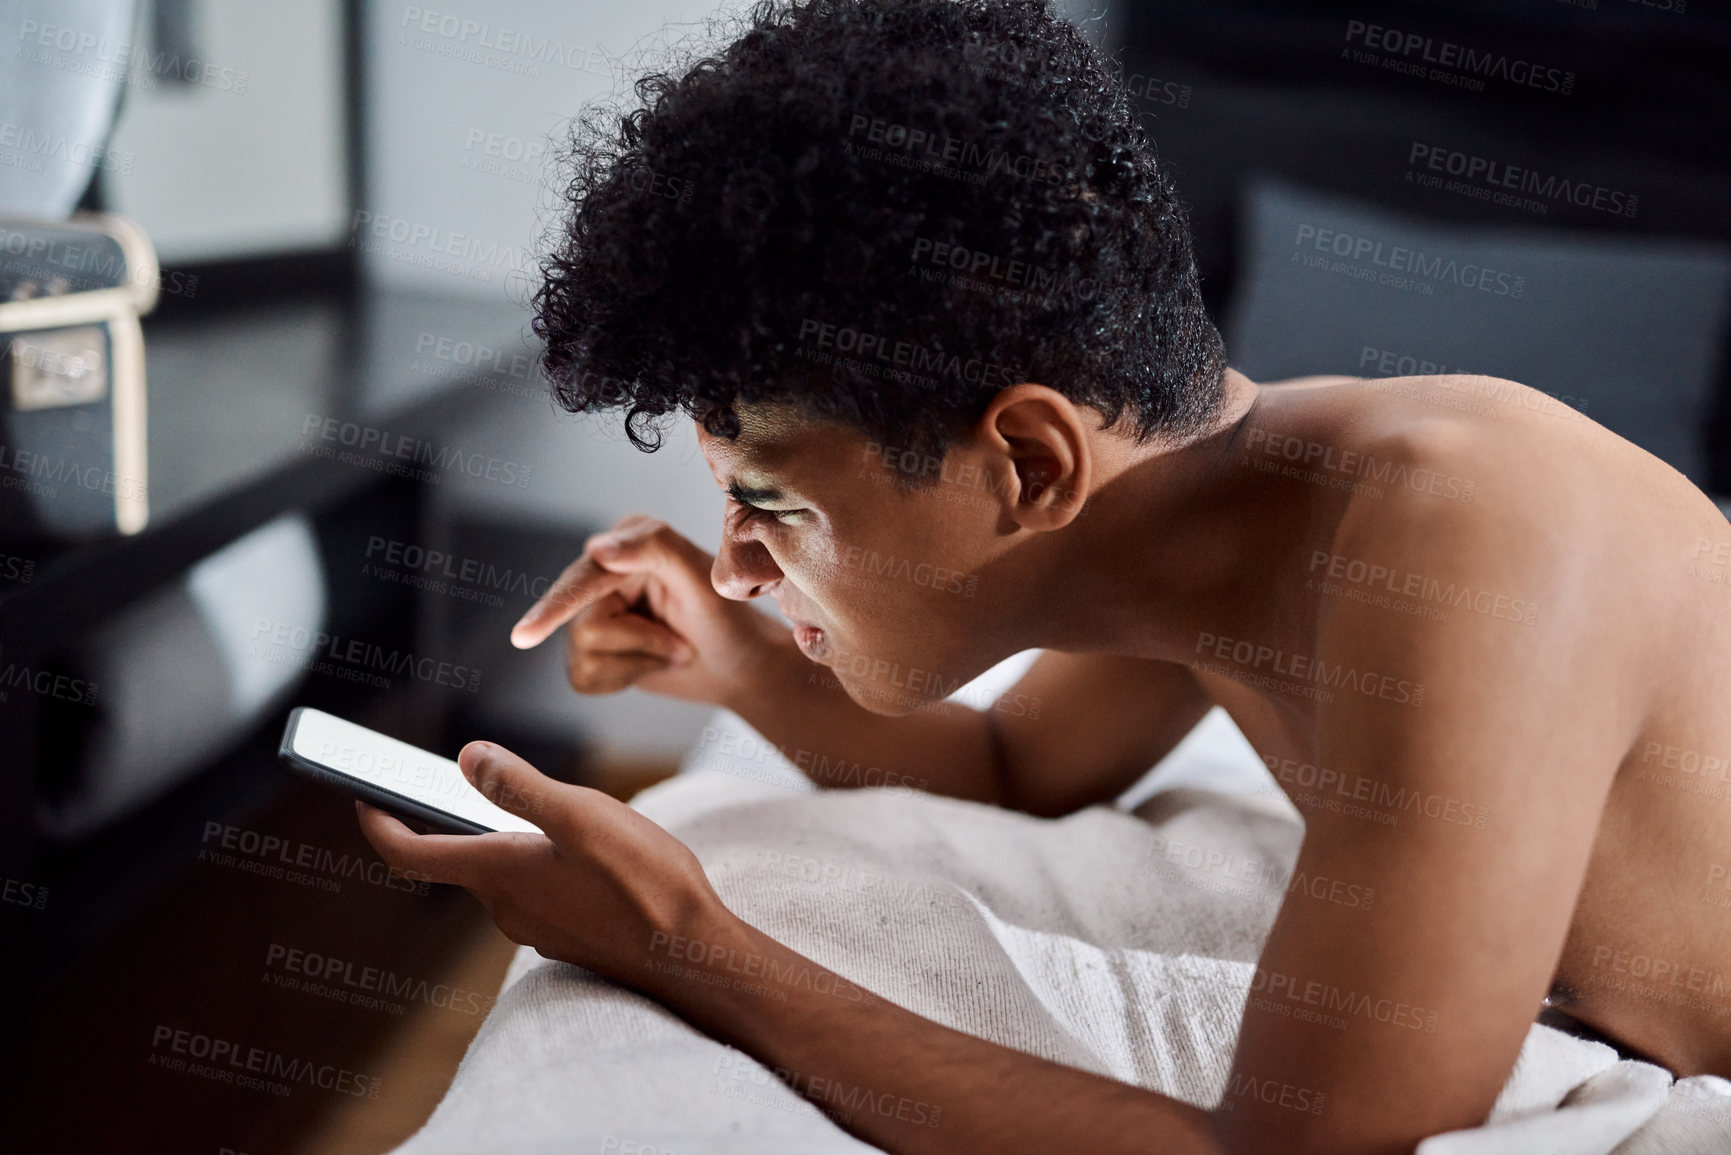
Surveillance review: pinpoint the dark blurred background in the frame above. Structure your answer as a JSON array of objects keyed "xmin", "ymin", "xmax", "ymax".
[{"xmin": 0, "ymin": 1, "xmax": 1726, "ymax": 1152}]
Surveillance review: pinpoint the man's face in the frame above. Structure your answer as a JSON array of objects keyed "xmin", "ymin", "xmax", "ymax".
[{"xmin": 697, "ymin": 406, "xmax": 1016, "ymax": 715}]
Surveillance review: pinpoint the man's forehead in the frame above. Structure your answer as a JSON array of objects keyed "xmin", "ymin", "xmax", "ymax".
[
  {"xmin": 733, "ymin": 403, "xmax": 809, "ymax": 441},
  {"xmin": 698, "ymin": 405, "xmax": 841, "ymax": 469}
]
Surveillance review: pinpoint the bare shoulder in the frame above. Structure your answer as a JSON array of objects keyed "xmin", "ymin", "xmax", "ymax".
[
  {"xmin": 1318, "ymin": 372, "xmax": 1726, "ymax": 733},
  {"xmin": 1325, "ymin": 377, "xmax": 1596, "ymax": 600},
  {"xmin": 1331, "ymin": 373, "xmax": 1721, "ymax": 581}
]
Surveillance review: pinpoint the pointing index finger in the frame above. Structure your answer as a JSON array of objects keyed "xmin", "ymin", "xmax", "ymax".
[{"xmin": 511, "ymin": 550, "xmax": 629, "ymax": 649}]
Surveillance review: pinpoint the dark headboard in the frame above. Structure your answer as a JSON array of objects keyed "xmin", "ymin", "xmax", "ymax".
[{"xmin": 1115, "ymin": 0, "xmax": 1731, "ymax": 490}]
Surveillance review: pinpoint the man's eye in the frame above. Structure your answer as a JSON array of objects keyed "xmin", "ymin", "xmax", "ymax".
[{"xmin": 739, "ymin": 502, "xmax": 804, "ymax": 526}]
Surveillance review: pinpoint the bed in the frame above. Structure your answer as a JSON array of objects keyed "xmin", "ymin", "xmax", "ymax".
[{"xmin": 388, "ymin": 671, "xmax": 1731, "ymax": 1154}]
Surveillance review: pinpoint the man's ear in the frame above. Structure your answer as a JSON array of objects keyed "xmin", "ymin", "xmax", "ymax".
[{"xmin": 979, "ymin": 384, "xmax": 1090, "ymax": 530}]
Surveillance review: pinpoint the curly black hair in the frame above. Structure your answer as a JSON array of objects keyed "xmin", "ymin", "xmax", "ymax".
[{"xmin": 533, "ymin": 0, "xmax": 1226, "ymax": 463}]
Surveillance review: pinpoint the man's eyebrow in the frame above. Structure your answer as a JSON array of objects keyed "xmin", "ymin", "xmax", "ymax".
[{"xmin": 726, "ymin": 481, "xmax": 786, "ymax": 506}]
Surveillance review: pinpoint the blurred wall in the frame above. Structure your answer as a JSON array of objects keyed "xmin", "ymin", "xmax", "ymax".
[
  {"xmin": 360, "ymin": 0, "xmax": 749, "ymax": 550},
  {"xmin": 363, "ymin": 0, "xmax": 738, "ymax": 298},
  {"xmin": 107, "ymin": 1, "xmax": 349, "ymax": 261},
  {"xmin": 363, "ymin": 0, "xmax": 747, "ymax": 759},
  {"xmin": 363, "ymin": 0, "xmax": 1112, "ymax": 298}
]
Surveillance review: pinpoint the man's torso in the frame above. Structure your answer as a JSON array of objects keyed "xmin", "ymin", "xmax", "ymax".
[{"xmin": 1182, "ymin": 373, "xmax": 1731, "ymax": 1074}]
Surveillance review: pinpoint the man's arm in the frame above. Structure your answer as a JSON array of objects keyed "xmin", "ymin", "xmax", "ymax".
[
  {"xmin": 358, "ymin": 742, "xmax": 1228, "ymax": 1155},
  {"xmin": 646, "ymin": 896, "xmax": 1225, "ymax": 1155},
  {"xmin": 512, "ymin": 516, "xmax": 1212, "ymax": 815},
  {"xmin": 727, "ymin": 642, "xmax": 1212, "ymax": 815},
  {"xmin": 1207, "ymin": 493, "xmax": 1631, "ymax": 1150}
]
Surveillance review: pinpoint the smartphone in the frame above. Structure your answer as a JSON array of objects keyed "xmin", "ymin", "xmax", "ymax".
[{"xmin": 278, "ymin": 707, "xmax": 542, "ymax": 835}]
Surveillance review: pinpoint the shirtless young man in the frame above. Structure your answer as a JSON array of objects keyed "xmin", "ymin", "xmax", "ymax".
[{"xmin": 355, "ymin": 1, "xmax": 1731, "ymax": 1151}]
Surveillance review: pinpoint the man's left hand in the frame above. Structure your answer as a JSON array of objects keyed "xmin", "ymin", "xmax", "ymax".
[{"xmin": 356, "ymin": 741, "xmax": 724, "ymax": 984}]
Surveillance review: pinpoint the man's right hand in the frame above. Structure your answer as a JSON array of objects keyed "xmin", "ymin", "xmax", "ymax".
[{"xmin": 510, "ymin": 515, "xmax": 794, "ymax": 708}]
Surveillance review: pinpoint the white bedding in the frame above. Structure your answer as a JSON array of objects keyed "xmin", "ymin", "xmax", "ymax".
[{"xmin": 391, "ymin": 707, "xmax": 1731, "ymax": 1154}]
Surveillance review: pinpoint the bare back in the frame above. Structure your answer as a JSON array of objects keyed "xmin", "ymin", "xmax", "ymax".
[{"xmin": 1183, "ymin": 373, "xmax": 1731, "ymax": 1074}]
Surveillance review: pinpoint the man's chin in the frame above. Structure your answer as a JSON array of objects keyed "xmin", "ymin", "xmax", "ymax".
[{"xmin": 831, "ymin": 671, "xmax": 945, "ymax": 718}]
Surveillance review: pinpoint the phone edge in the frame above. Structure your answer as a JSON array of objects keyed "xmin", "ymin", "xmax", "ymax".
[{"xmin": 276, "ymin": 707, "xmax": 496, "ymax": 836}]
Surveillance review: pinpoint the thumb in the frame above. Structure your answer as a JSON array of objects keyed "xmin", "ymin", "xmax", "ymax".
[{"xmin": 458, "ymin": 741, "xmax": 571, "ymax": 836}]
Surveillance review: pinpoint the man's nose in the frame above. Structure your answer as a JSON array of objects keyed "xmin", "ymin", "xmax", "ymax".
[{"xmin": 712, "ymin": 535, "xmax": 781, "ymax": 600}]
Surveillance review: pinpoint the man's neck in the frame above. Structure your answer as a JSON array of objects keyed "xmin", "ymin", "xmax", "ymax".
[{"xmin": 1009, "ymin": 367, "xmax": 1291, "ymax": 663}]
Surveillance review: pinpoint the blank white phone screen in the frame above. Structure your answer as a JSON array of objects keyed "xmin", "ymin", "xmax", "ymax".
[{"xmin": 289, "ymin": 708, "xmax": 542, "ymax": 834}]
